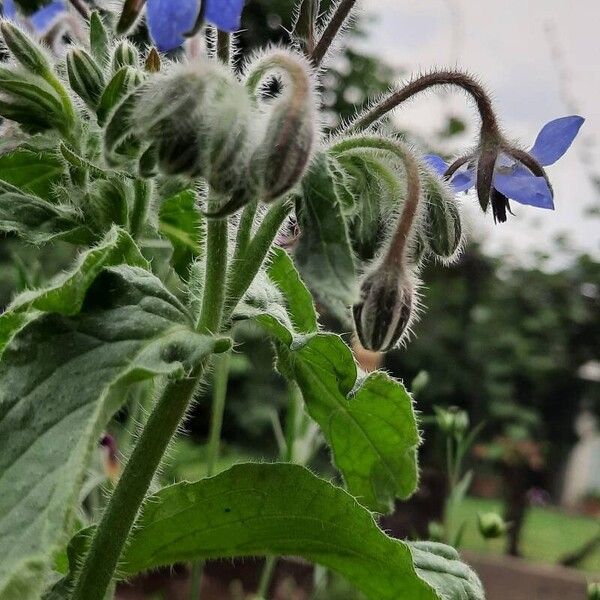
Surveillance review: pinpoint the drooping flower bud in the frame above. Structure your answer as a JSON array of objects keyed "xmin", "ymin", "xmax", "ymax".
[
  {"xmin": 66, "ymin": 48, "xmax": 105, "ymax": 110},
  {"xmin": 434, "ymin": 405, "xmax": 469, "ymax": 438},
  {"xmin": 133, "ymin": 62, "xmax": 252, "ymax": 199},
  {"xmin": 245, "ymin": 50, "xmax": 316, "ymax": 203},
  {"xmin": 112, "ymin": 40, "xmax": 140, "ymax": 71},
  {"xmin": 0, "ymin": 20, "xmax": 51, "ymax": 76},
  {"xmin": 423, "ymin": 173, "xmax": 463, "ymax": 261},
  {"xmin": 353, "ymin": 264, "xmax": 414, "ymax": 352},
  {"xmin": 477, "ymin": 512, "xmax": 508, "ymax": 540}
]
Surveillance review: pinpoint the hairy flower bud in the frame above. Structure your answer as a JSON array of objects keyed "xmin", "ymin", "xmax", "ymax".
[
  {"xmin": 0, "ymin": 20, "xmax": 51, "ymax": 76},
  {"xmin": 477, "ymin": 512, "xmax": 508, "ymax": 540},
  {"xmin": 353, "ymin": 265, "xmax": 414, "ymax": 352},
  {"xmin": 97, "ymin": 65, "xmax": 143, "ymax": 126},
  {"xmin": 434, "ymin": 405, "xmax": 469, "ymax": 438},
  {"xmin": 424, "ymin": 174, "xmax": 463, "ymax": 260},
  {"xmin": 112, "ymin": 40, "xmax": 140, "ymax": 71},
  {"xmin": 133, "ymin": 62, "xmax": 252, "ymax": 199},
  {"xmin": 245, "ymin": 51, "xmax": 316, "ymax": 203},
  {"xmin": 67, "ymin": 48, "xmax": 105, "ymax": 110}
]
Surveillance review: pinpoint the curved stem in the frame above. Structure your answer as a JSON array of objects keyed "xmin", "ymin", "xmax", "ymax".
[
  {"xmin": 71, "ymin": 376, "xmax": 202, "ymax": 600},
  {"xmin": 331, "ymin": 136, "xmax": 421, "ymax": 268},
  {"xmin": 310, "ymin": 0, "xmax": 358, "ymax": 66},
  {"xmin": 344, "ymin": 71, "xmax": 500, "ymax": 138}
]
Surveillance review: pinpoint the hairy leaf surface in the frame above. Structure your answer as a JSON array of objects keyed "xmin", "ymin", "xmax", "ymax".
[
  {"xmin": 0, "ymin": 147, "xmax": 63, "ymax": 199},
  {"xmin": 62, "ymin": 464, "xmax": 484, "ymax": 600},
  {"xmin": 0, "ymin": 263, "xmax": 215, "ymax": 600}
]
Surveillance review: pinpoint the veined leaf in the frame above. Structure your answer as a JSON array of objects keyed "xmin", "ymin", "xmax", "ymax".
[
  {"xmin": 0, "ymin": 265, "xmax": 217, "ymax": 600},
  {"xmin": 0, "ymin": 227, "xmax": 147, "ymax": 355},
  {"xmin": 0, "ymin": 147, "xmax": 63, "ymax": 199},
  {"xmin": 294, "ymin": 153, "xmax": 356, "ymax": 321},
  {"xmin": 62, "ymin": 464, "xmax": 484, "ymax": 600},
  {"xmin": 0, "ymin": 180, "xmax": 89, "ymax": 244},
  {"xmin": 239, "ymin": 251, "xmax": 420, "ymax": 513},
  {"xmin": 159, "ymin": 189, "xmax": 203, "ymax": 279}
]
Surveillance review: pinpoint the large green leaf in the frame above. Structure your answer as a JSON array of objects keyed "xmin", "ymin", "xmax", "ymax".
[
  {"xmin": 158, "ymin": 189, "xmax": 203, "ymax": 279},
  {"xmin": 0, "ymin": 147, "xmax": 64, "ymax": 199},
  {"xmin": 0, "ymin": 227, "xmax": 147, "ymax": 355},
  {"xmin": 0, "ymin": 264, "xmax": 217, "ymax": 600},
  {"xmin": 294, "ymin": 153, "xmax": 356, "ymax": 321},
  {"xmin": 0, "ymin": 180, "xmax": 89, "ymax": 244},
  {"xmin": 62, "ymin": 464, "xmax": 484, "ymax": 600},
  {"xmin": 240, "ymin": 252, "xmax": 420, "ymax": 513}
]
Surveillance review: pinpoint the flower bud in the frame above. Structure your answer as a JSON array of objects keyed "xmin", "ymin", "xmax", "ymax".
[
  {"xmin": 0, "ymin": 20, "xmax": 51, "ymax": 76},
  {"xmin": 97, "ymin": 65, "xmax": 144, "ymax": 126},
  {"xmin": 477, "ymin": 512, "xmax": 508, "ymax": 540},
  {"xmin": 67, "ymin": 48, "xmax": 105, "ymax": 110},
  {"xmin": 134, "ymin": 63, "xmax": 251, "ymax": 197},
  {"xmin": 424, "ymin": 174, "xmax": 463, "ymax": 260},
  {"xmin": 245, "ymin": 51, "xmax": 316, "ymax": 203},
  {"xmin": 112, "ymin": 40, "xmax": 140, "ymax": 71},
  {"xmin": 434, "ymin": 405, "xmax": 469, "ymax": 438},
  {"xmin": 353, "ymin": 265, "xmax": 414, "ymax": 352},
  {"xmin": 588, "ymin": 582, "xmax": 600, "ymax": 600}
]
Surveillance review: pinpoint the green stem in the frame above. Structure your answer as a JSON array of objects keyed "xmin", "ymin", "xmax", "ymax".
[
  {"xmin": 197, "ymin": 206, "xmax": 229, "ymax": 334},
  {"xmin": 256, "ymin": 557, "xmax": 277, "ymax": 599},
  {"xmin": 71, "ymin": 376, "xmax": 202, "ymax": 600},
  {"xmin": 129, "ymin": 179, "xmax": 151, "ymax": 239},
  {"xmin": 205, "ymin": 351, "xmax": 232, "ymax": 477},
  {"xmin": 232, "ymin": 199, "xmax": 258, "ymax": 262},
  {"xmin": 225, "ymin": 199, "xmax": 291, "ymax": 320}
]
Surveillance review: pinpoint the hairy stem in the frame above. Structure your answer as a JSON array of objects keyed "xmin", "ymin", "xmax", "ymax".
[
  {"xmin": 129, "ymin": 179, "xmax": 151, "ymax": 239},
  {"xmin": 311, "ymin": 0, "xmax": 357, "ymax": 66},
  {"xmin": 197, "ymin": 199, "xmax": 229, "ymax": 334},
  {"xmin": 206, "ymin": 351, "xmax": 232, "ymax": 476},
  {"xmin": 71, "ymin": 376, "xmax": 202, "ymax": 600},
  {"xmin": 224, "ymin": 198, "xmax": 292, "ymax": 320},
  {"xmin": 216, "ymin": 31, "xmax": 231, "ymax": 64},
  {"xmin": 345, "ymin": 71, "xmax": 500, "ymax": 138}
]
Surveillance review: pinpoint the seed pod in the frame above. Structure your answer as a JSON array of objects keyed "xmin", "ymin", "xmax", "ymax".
[
  {"xmin": 67, "ymin": 48, "xmax": 105, "ymax": 110},
  {"xmin": 0, "ymin": 20, "xmax": 51, "ymax": 76},
  {"xmin": 353, "ymin": 265, "xmax": 414, "ymax": 352},
  {"xmin": 424, "ymin": 174, "xmax": 463, "ymax": 260},
  {"xmin": 246, "ymin": 51, "xmax": 316, "ymax": 203},
  {"xmin": 97, "ymin": 66, "xmax": 143, "ymax": 126},
  {"xmin": 112, "ymin": 40, "xmax": 140, "ymax": 71}
]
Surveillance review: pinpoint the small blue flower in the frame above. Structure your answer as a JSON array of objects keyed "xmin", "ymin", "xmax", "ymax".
[
  {"xmin": 147, "ymin": 0, "xmax": 245, "ymax": 52},
  {"xmin": 425, "ymin": 115, "xmax": 584, "ymax": 223},
  {"xmin": 2, "ymin": 0, "xmax": 66, "ymax": 34}
]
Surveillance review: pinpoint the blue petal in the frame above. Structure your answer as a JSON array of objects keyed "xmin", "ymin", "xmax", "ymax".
[
  {"xmin": 204, "ymin": 0, "xmax": 244, "ymax": 32},
  {"xmin": 529, "ymin": 115, "xmax": 584, "ymax": 166},
  {"xmin": 424, "ymin": 154, "xmax": 447, "ymax": 176},
  {"xmin": 450, "ymin": 170, "xmax": 474, "ymax": 193},
  {"xmin": 30, "ymin": 0, "xmax": 65, "ymax": 33},
  {"xmin": 146, "ymin": 0, "xmax": 199, "ymax": 52},
  {"xmin": 493, "ymin": 173, "xmax": 554, "ymax": 210},
  {"xmin": 2, "ymin": 0, "xmax": 18, "ymax": 19}
]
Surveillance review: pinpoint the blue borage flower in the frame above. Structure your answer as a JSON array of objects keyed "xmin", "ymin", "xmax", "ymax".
[
  {"xmin": 2, "ymin": 0, "xmax": 66, "ymax": 33},
  {"xmin": 425, "ymin": 115, "xmax": 584, "ymax": 223},
  {"xmin": 147, "ymin": 0, "xmax": 245, "ymax": 52}
]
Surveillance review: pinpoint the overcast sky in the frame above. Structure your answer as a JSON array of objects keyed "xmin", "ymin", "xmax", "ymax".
[{"xmin": 352, "ymin": 0, "xmax": 599, "ymax": 267}]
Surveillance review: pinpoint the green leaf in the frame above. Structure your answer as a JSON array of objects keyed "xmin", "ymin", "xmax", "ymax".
[
  {"xmin": 239, "ymin": 266, "xmax": 420, "ymax": 512},
  {"xmin": 0, "ymin": 148, "xmax": 63, "ymax": 198},
  {"xmin": 294, "ymin": 153, "xmax": 356, "ymax": 321},
  {"xmin": 0, "ymin": 265, "xmax": 217, "ymax": 600},
  {"xmin": 159, "ymin": 189, "xmax": 203, "ymax": 279},
  {"xmin": 62, "ymin": 464, "xmax": 484, "ymax": 600},
  {"xmin": 0, "ymin": 179, "xmax": 89, "ymax": 244},
  {"xmin": 266, "ymin": 247, "xmax": 317, "ymax": 334}
]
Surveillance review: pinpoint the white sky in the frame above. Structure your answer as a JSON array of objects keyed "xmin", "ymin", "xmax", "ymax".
[{"xmin": 352, "ymin": 0, "xmax": 600, "ymax": 267}]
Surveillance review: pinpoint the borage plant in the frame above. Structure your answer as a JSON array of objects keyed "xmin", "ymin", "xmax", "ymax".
[{"xmin": 0, "ymin": 1, "xmax": 583, "ymax": 599}]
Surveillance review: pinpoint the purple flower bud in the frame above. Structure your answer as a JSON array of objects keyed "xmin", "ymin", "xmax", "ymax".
[{"xmin": 353, "ymin": 266, "xmax": 414, "ymax": 352}]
